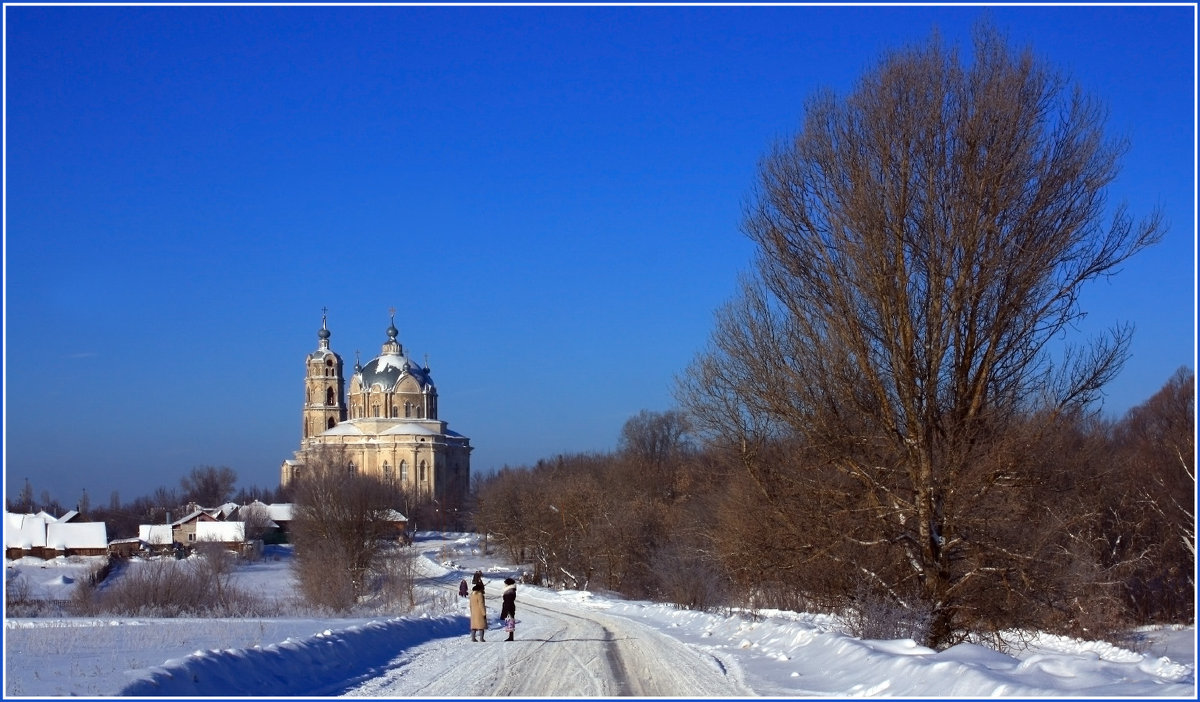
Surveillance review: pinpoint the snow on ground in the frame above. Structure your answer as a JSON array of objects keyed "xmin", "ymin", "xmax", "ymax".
[{"xmin": 4, "ymin": 532, "xmax": 1195, "ymax": 697}]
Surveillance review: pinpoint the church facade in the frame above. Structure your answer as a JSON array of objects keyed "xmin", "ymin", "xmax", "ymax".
[{"xmin": 280, "ymin": 312, "xmax": 472, "ymax": 509}]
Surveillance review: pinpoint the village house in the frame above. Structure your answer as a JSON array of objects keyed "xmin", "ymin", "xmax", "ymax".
[{"xmin": 4, "ymin": 511, "xmax": 108, "ymax": 559}]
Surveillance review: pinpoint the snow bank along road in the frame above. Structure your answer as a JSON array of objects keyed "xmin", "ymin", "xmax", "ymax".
[{"xmin": 119, "ymin": 574, "xmax": 753, "ymax": 697}]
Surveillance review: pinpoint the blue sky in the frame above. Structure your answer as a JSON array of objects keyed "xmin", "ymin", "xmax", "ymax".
[{"xmin": 4, "ymin": 3, "xmax": 1195, "ymax": 506}]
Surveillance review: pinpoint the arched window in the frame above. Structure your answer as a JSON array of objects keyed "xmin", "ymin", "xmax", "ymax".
[
  {"xmin": 347, "ymin": 462, "xmax": 356, "ymax": 474},
  {"xmin": 327, "ymin": 417, "xmax": 336, "ymax": 429},
  {"xmin": 392, "ymin": 406, "xmax": 398, "ymax": 418},
  {"xmin": 404, "ymin": 402, "xmax": 412, "ymax": 418},
  {"xmin": 400, "ymin": 460, "xmax": 408, "ymax": 482},
  {"xmin": 419, "ymin": 461, "xmax": 427, "ymax": 482},
  {"xmin": 373, "ymin": 405, "xmax": 380, "ymax": 418},
  {"xmin": 325, "ymin": 387, "xmax": 335, "ymax": 405}
]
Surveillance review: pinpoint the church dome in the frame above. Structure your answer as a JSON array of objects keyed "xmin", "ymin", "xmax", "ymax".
[{"xmin": 357, "ymin": 352, "xmax": 433, "ymax": 391}]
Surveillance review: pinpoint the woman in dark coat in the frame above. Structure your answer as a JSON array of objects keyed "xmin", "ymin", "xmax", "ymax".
[{"xmin": 500, "ymin": 578, "xmax": 517, "ymax": 641}]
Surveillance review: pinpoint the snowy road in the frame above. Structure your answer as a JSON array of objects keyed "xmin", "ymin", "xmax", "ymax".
[{"xmin": 344, "ymin": 580, "xmax": 753, "ymax": 697}]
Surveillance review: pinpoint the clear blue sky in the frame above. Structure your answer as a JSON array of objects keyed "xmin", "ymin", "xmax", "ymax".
[{"xmin": 4, "ymin": 3, "xmax": 1195, "ymax": 506}]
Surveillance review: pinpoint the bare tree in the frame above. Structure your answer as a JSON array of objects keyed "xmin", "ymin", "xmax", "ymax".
[
  {"xmin": 678, "ymin": 24, "xmax": 1164, "ymax": 648},
  {"xmin": 13, "ymin": 479, "xmax": 33, "ymax": 513},
  {"xmin": 1108, "ymin": 367, "xmax": 1195, "ymax": 623},
  {"xmin": 289, "ymin": 446, "xmax": 406, "ymax": 611},
  {"xmin": 180, "ymin": 466, "xmax": 238, "ymax": 507},
  {"xmin": 236, "ymin": 502, "xmax": 276, "ymax": 545}
]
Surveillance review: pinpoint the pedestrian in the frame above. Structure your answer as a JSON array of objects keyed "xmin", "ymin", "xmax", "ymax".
[
  {"xmin": 500, "ymin": 577, "xmax": 517, "ymax": 641},
  {"xmin": 458, "ymin": 578, "xmax": 468, "ymax": 598},
  {"xmin": 469, "ymin": 582, "xmax": 487, "ymax": 642},
  {"xmin": 472, "ymin": 570, "xmax": 484, "ymax": 587}
]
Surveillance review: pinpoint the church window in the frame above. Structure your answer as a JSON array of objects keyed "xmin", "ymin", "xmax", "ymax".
[
  {"xmin": 420, "ymin": 461, "xmax": 427, "ymax": 482},
  {"xmin": 405, "ymin": 402, "xmax": 412, "ymax": 418},
  {"xmin": 325, "ymin": 387, "xmax": 335, "ymax": 405},
  {"xmin": 347, "ymin": 462, "xmax": 356, "ymax": 474},
  {"xmin": 392, "ymin": 406, "xmax": 398, "ymax": 418},
  {"xmin": 373, "ymin": 405, "xmax": 380, "ymax": 417},
  {"xmin": 400, "ymin": 460, "xmax": 408, "ymax": 482},
  {"xmin": 327, "ymin": 417, "xmax": 336, "ymax": 429},
  {"xmin": 383, "ymin": 462, "xmax": 392, "ymax": 481}
]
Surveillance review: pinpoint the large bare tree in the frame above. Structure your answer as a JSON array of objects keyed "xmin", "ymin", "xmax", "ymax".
[{"xmin": 678, "ymin": 25, "xmax": 1164, "ymax": 648}]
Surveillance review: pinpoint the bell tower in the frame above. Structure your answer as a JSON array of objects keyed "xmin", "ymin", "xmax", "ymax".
[{"xmin": 302, "ymin": 308, "xmax": 346, "ymax": 438}]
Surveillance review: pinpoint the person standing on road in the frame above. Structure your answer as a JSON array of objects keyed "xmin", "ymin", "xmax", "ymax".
[
  {"xmin": 500, "ymin": 577, "xmax": 517, "ymax": 641},
  {"xmin": 458, "ymin": 578, "xmax": 468, "ymax": 598},
  {"xmin": 469, "ymin": 582, "xmax": 487, "ymax": 642},
  {"xmin": 472, "ymin": 570, "xmax": 484, "ymax": 587}
]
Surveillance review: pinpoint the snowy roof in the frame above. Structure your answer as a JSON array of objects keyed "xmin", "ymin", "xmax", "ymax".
[
  {"xmin": 46, "ymin": 522, "xmax": 108, "ymax": 550},
  {"xmin": 57, "ymin": 510, "xmax": 80, "ymax": 523},
  {"xmin": 212, "ymin": 503, "xmax": 239, "ymax": 519},
  {"xmin": 381, "ymin": 509, "xmax": 407, "ymax": 522},
  {"xmin": 356, "ymin": 353, "xmax": 434, "ymax": 391},
  {"xmin": 5, "ymin": 513, "xmax": 48, "ymax": 548},
  {"xmin": 171, "ymin": 509, "xmax": 214, "ymax": 526},
  {"xmin": 234, "ymin": 502, "xmax": 281, "ymax": 527},
  {"xmin": 267, "ymin": 503, "xmax": 293, "ymax": 522},
  {"xmin": 34, "ymin": 510, "xmax": 58, "ymax": 523},
  {"xmin": 196, "ymin": 521, "xmax": 245, "ymax": 543},
  {"xmin": 139, "ymin": 524, "xmax": 174, "ymax": 545},
  {"xmin": 380, "ymin": 422, "xmax": 442, "ymax": 436}
]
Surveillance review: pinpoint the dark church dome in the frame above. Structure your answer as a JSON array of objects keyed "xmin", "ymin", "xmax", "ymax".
[{"xmin": 357, "ymin": 352, "xmax": 433, "ymax": 391}]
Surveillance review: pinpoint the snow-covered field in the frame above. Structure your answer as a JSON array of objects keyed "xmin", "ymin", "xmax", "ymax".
[{"xmin": 4, "ymin": 532, "xmax": 1195, "ymax": 697}]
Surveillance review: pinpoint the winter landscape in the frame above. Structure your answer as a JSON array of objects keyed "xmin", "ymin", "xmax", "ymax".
[{"xmin": 3, "ymin": 531, "xmax": 1194, "ymax": 698}]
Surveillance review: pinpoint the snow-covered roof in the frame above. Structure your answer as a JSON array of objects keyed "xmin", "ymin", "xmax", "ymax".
[
  {"xmin": 196, "ymin": 521, "xmax": 245, "ymax": 543},
  {"xmin": 57, "ymin": 510, "xmax": 80, "ymax": 523},
  {"xmin": 171, "ymin": 509, "xmax": 214, "ymax": 526},
  {"xmin": 211, "ymin": 503, "xmax": 239, "ymax": 519},
  {"xmin": 46, "ymin": 522, "xmax": 108, "ymax": 550},
  {"xmin": 322, "ymin": 422, "xmax": 365, "ymax": 436},
  {"xmin": 234, "ymin": 501, "xmax": 280, "ymax": 527},
  {"xmin": 356, "ymin": 353, "xmax": 434, "ymax": 391},
  {"xmin": 267, "ymin": 503, "xmax": 293, "ymax": 522},
  {"xmin": 381, "ymin": 509, "xmax": 407, "ymax": 522},
  {"xmin": 380, "ymin": 422, "xmax": 442, "ymax": 436},
  {"xmin": 139, "ymin": 524, "xmax": 174, "ymax": 545},
  {"xmin": 34, "ymin": 510, "xmax": 58, "ymax": 523},
  {"xmin": 5, "ymin": 513, "xmax": 48, "ymax": 549}
]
